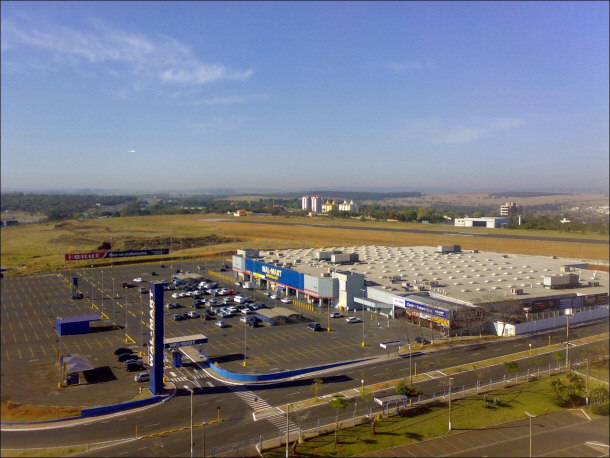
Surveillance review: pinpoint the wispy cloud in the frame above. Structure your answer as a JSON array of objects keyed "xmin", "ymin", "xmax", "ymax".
[
  {"xmin": 398, "ymin": 117, "xmax": 524, "ymax": 144},
  {"xmin": 386, "ymin": 61, "xmax": 426, "ymax": 72},
  {"xmin": 1, "ymin": 16, "xmax": 253, "ymax": 87},
  {"xmin": 190, "ymin": 93, "xmax": 269, "ymax": 106}
]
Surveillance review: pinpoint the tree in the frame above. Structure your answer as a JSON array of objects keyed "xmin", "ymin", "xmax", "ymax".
[
  {"xmin": 329, "ymin": 394, "xmax": 349, "ymax": 445},
  {"xmin": 311, "ymin": 378, "xmax": 323, "ymax": 400},
  {"xmin": 289, "ymin": 409, "xmax": 310, "ymax": 455},
  {"xmin": 371, "ymin": 413, "xmax": 381, "ymax": 437},
  {"xmin": 396, "ymin": 379, "xmax": 423, "ymax": 397},
  {"xmin": 589, "ymin": 386, "xmax": 609, "ymax": 415},
  {"xmin": 504, "ymin": 361, "xmax": 520, "ymax": 375}
]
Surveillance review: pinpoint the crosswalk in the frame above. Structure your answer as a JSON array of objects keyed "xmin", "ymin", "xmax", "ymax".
[
  {"xmin": 229, "ymin": 385, "xmax": 298, "ymax": 435},
  {"xmin": 169, "ymin": 372, "xmax": 208, "ymax": 383}
]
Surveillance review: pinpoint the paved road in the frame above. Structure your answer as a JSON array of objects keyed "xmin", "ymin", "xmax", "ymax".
[
  {"xmin": 2, "ymin": 324, "xmax": 606, "ymax": 456},
  {"xmin": 225, "ymin": 219, "xmax": 609, "ymax": 245}
]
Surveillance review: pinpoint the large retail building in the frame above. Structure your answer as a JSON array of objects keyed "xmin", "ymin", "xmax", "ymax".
[{"xmin": 232, "ymin": 245, "xmax": 608, "ymax": 335}]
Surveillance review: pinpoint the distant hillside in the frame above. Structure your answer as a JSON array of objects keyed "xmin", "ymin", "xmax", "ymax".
[
  {"xmin": 489, "ymin": 192, "xmax": 572, "ymax": 198},
  {"xmin": 285, "ymin": 191, "xmax": 422, "ymax": 200}
]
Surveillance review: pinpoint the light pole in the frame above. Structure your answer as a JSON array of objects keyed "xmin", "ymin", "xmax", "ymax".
[
  {"xmin": 361, "ymin": 378, "xmax": 364, "ymax": 394},
  {"xmin": 139, "ymin": 294, "xmax": 143, "ymax": 356},
  {"xmin": 243, "ymin": 320, "xmax": 247, "ymax": 367},
  {"xmin": 327, "ymin": 299, "xmax": 331, "ymax": 332},
  {"xmin": 101, "ymin": 270, "xmax": 104, "ymax": 318},
  {"xmin": 529, "ymin": 343, "xmax": 532, "ymax": 356},
  {"xmin": 409, "ymin": 343, "xmax": 413, "ymax": 386},
  {"xmin": 361, "ymin": 288, "xmax": 366, "ymax": 348},
  {"xmin": 565, "ymin": 312, "xmax": 571, "ymax": 368},
  {"xmin": 448, "ymin": 377, "xmax": 454, "ymax": 431},
  {"xmin": 185, "ymin": 386, "xmax": 194, "ymax": 458},
  {"xmin": 525, "ymin": 411, "xmax": 535, "ymax": 458},
  {"xmin": 285, "ymin": 403, "xmax": 290, "ymax": 458},
  {"xmin": 112, "ymin": 277, "xmax": 115, "ymax": 328}
]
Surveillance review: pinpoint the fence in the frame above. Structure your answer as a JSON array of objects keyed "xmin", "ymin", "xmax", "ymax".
[{"xmin": 252, "ymin": 355, "xmax": 609, "ymax": 454}]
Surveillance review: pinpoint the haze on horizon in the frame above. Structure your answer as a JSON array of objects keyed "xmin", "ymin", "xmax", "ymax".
[{"xmin": 1, "ymin": 2, "xmax": 608, "ymax": 193}]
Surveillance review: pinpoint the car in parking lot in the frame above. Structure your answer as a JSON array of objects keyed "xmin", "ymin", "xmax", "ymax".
[
  {"xmin": 71, "ymin": 293, "xmax": 84, "ymax": 300},
  {"xmin": 280, "ymin": 298, "xmax": 292, "ymax": 304},
  {"xmin": 414, "ymin": 336, "xmax": 431, "ymax": 345},
  {"xmin": 138, "ymin": 287, "xmax": 147, "ymax": 294},
  {"xmin": 125, "ymin": 361, "xmax": 146, "ymax": 372},
  {"xmin": 187, "ymin": 311, "xmax": 199, "ymax": 319},
  {"xmin": 270, "ymin": 294, "xmax": 279, "ymax": 300},
  {"xmin": 215, "ymin": 320, "xmax": 227, "ymax": 328},
  {"xmin": 307, "ymin": 322, "xmax": 321, "ymax": 331},
  {"xmin": 151, "ymin": 271, "xmax": 158, "ymax": 276},
  {"xmin": 330, "ymin": 312, "xmax": 343, "ymax": 319},
  {"xmin": 345, "ymin": 316, "xmax": 361, "ymax": 324},
  {"xmin": 171, "ymin": 313, "xmax": 185, "ymax": 321},
  {"xmin": 114, "ymin": 347, "xmax": 133, "ymax": 356},
  {"xmin": 240, "ymin": 316, "xmax": 259, "ymax": 326},
  {"xmin": 165, "ymin": 302, "xmax": 179, "ymax": 310},
  {"xmin": 134, "ymin": 372, "xmax": 150, "ymax": 382},
  {"xmin": 241, "ymin": 308, "xmax": 253, "ymax": 315},
  {"xmin": 133, "ymin": 277, "xmax": 143, "ymax": 283},
  {"xmin": 118, "ymin": 352, "xmax": 139, "ymax": 363}
]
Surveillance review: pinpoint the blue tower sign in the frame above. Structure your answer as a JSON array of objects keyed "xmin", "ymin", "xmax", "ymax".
[{"xmin": 148, "ymin": 282, "xmax": 165, "ymax": 395}]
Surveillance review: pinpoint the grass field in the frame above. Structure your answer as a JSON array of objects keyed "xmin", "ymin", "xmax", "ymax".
[
  {"xmin": 1, "ymin": 401, "xmax": 81, "ymax": 422},
  {"xmin": 263, "ymin": 374, "xmax": 595, "ymax": 457},
  {"xmin": 1, "ymin": 214, "xmax": 608, "ymax": 276},
  {"xmin": 0, "ymin": 445, "xmax": 88, "ymax": 457}
]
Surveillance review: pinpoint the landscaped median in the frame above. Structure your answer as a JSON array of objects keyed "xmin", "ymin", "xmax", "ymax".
[{"xmin": 262, "ymin": 374, "xmax": 608, "ymax": 457}]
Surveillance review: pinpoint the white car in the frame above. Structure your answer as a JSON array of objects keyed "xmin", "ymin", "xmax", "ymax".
[
  {"xmin": 187, "ymin": 311, "xmax": 199, "ymax": 318},
  {"xmin": 133, "ymin": 277, "xmax": 143, "ymax": 283},
  {"xmin": 171, "ymin": 292, "xmax": 180, "ymax": 299},
  {"xmin": 280, "ymin": 298, "xmax": 292, "ymax": 304},
  {"xmin": 215, "ymin": 320, "xmax": 227, "ymax": 328},
  {"xmin": 270, "ymin": 294, "xmax": 279, "ymax": 300},
  {"xmin": 346, "ymin": 316, "xmax": 361, "ymax": 324},
  {"xmin": 330, "ymin": 312, "xmax": 343, "ymax": 318}
]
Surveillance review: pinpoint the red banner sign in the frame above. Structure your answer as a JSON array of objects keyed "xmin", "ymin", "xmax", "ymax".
[{"xmin": 64, "ymin": 252, "xmax": 106, "ymax": 261}]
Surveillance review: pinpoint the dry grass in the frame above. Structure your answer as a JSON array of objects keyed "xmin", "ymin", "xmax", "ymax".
[
  {"xmin": 1, "ymin": 214, "xmax": 607, "ymax": 276},
  {"xmin": 1, "ymin": 401, "xmax": 81, "ymax": 422}
]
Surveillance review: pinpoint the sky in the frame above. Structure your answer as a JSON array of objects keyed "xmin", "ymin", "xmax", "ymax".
[{"xmin": 1, "ymin": 1, "xmax": 608, "ymax": 193}]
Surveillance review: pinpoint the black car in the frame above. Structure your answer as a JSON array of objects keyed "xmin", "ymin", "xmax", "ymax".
[
  {"xmin": 414, "ymin": 336, "xmax": 431, "ymax": 345},
  {"xmin": 118, "ymin": 353, "xmax": 138, "ymax": 363},
  {"xmin": 307, "ymin": 322, "xmax": 321, "ymax": 331},
  {"xmin": 125, "ymin": 361, "xmax": 145, "ymax": 372},
  {"xmin": 151, "ymin": 271, "xmax": 158, "ymax": 276},
  {"xmin": 71, "ymin": 293, "xmax": 84, "ymax": 300},
  {"xmin": 114, "ymin": 347, "xmax": 133, "ymax": 356}
]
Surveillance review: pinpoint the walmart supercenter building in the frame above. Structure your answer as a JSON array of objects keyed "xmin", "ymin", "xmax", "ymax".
[{"xmin": 232, "ymin": 245, "xmax": 608, "ymax": 336}]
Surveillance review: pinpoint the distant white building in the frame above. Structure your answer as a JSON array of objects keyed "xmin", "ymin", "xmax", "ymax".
[
  {"xmin": 500, "ymin": 202, "xmax": 522, "ymax": 216},
  {"xmin": 455, "ymin": 217, "xmax": 510, "ymax": 228},
  {"xmin": 338, "ymin": 200, "xmax": 359, "ymax": 213},
  {"xmin": 311, "ymin": 195, "xmax": 322, "ymax": 213},
  {"xmin": 301, "ymin": 195, "xmax": 311, "ymax": 211}
]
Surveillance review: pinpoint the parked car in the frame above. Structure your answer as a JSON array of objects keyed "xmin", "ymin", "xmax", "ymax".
[
  {"xmin": 307, "ymin": 322, "xmax": 321, "ymax": 331},
  {"xmin": 125, "ymin": 361, "xmax": 146, "ymax": 372},
  {"xmin": 71, "ymin": 293, "xmax": 84, "ymax": 300},
  {"xmin": 171, "ymin": 314, "xmax": 184, "ymax": 321},
  {"xmin": 346, "ymin": 316, "xmax": 361, "ymax": 324},
  {"xmin": 280, "ymin": 298, "xmax": 292, "ymax": 304},
  {"xmin": 270, "ymin": 294, "xmax": 279, "ymax": 300},
  {"xmin": 114, "ymin": 347, "xmax": 133, "ymax": 356},
  {"xmin": 165, "ymin": 302, "xmax": 179, "ymax": 310},
  {"xmin": 414, "ymin": 336, "xmax": 431, "ymax": 345},
  {"xmin": 330, "ymin": 312, "xmax": 343, "ymax": 319},
  {"xmin": 134, "ymin": 372, "xmax": 150, "ymax": 382},
  {"xmin": 118, "ymin": 353, "xmax": 138, "ymax": 363},
  {"xmin": 133, "ymin": 277, "xmax": 143, "ymax": 283},
  {"xmin": 215, "ymin": 320, "xmax": 227, "ymax": 328},
  {"xmin": 241, "ymin": 308, "xmax": 253, "ymax": 315},
  {"xmin": 151, "ymin": 271, "xmax": 158, "ymax": 276},
  {"xmin": 187, "ymin": 311, "xmax": 199, "ymax": 319},
  {"xmin": 138, "ymin": 287, "xmax": 147, "ymax": 294}
]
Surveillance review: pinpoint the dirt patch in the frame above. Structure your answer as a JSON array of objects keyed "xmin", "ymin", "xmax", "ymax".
[
  {"xmin": 116, "ymin": 235, "xmax": 241, "ymax": 250},
  {"xmin": 1, "ymin": 401, "xmax": 81, "ymax": 422}
]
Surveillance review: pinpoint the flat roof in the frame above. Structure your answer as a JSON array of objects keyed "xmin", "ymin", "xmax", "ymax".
[
  {"xmin": 57, "ymin": 314, "xmax": 101, "ymax": 324},
  {"xmin": 164, "ymin": 334, "xmax": 207, "ymax": 348},
  {"xmin": 254, "ymin": 246, "xmax": 608, "ymax": 305}
]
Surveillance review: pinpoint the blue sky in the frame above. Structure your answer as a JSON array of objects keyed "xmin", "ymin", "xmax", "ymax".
[{"xmin": 1, "ymin": 1, "xmax": 608, "ymax": 193}]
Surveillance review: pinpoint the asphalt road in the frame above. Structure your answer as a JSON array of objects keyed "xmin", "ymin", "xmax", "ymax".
[
  {"xmin": 2, "ymin": 322, "xmax": 607, "ymax": 456},
  {"xmin": 226, "ymin": 219, "xmax": 609, "ymax": 245}
]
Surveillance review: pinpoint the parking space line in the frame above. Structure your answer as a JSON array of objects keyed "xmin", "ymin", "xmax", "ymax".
[
  {"xmin": 40, "ymin": 344, "xmax": 47, "ymax": 356},
  {"xmin": 17, "ymin": 347, "xmax": 22, "ymax": 359},
  {"xmin": 29, "ymin": 345, "xmax": 35, "ymax": 358},
  {"xmin": 5, "ymin": 349, "xmax": 10, "ymax": 361}
]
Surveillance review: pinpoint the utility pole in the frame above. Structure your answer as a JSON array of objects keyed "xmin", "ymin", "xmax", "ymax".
[
  {"xmin": 285, "ymin": 403, "xmax": 290, "ymax": 458},
  {"xmin": 525, "ymin": 411, "xmax": 535, "ymax": 458},
  {"xmin": 448, "ymin": 377, "xmax": 454, "ymax": 431},
  {"xmin": 565, "ymin": 313, "xmax": 571, "ymax": 368}
]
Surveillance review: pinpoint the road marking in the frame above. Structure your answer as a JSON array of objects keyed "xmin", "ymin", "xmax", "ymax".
[
  {"xmin": 206, "ymin": 381, "xmax": 214, "ymax": 387},
  {"xmin": 170, "ymin": 371, "xmax": 177, "ymax": 377}
]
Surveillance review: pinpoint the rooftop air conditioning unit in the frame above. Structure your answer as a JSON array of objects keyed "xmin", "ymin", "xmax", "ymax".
[{"xmin": 511, "ymin": 288, "xmax": 524, "ymax": 295}]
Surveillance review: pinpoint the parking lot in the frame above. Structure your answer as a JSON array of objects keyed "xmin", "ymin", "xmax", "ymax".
[{"xmin": 1, "ymin": 259, "xmax": 436, "ymax": 407}]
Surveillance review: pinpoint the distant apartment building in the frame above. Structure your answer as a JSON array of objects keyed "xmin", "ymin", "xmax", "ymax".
[
  {"xmin": 338, "ymin": 200, "xmax": 360, "ymax": 213},
  {"xmin": 311, "ymin": 195, "xmax": 322, "ymax": 213},
  {"xmin": 301, "ymin": 195, "xmax": 312, "ymax": 211},
  {"xmin": 321, "ymin": 200, "xmax": 338, "ymax": 213},
  {"xmin": 500, "ymin": 202, "xmax": 522, "ymax": 216}
]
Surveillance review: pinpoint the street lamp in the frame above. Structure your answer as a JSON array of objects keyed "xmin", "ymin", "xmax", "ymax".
[
  {"xmin": 185, "ymin": 386, "xmax": 194, "ymax": 458},
  {"xmin": 285, "ymin": 403, "xmax": 291, "ymax": 458},
  {"xmin": 529, "ymin": 343, "xmax": 532, "ymax": 356},
  {"xmin": 361, "ymin": 379, "xmax": 364, "ymax": 394},
  {"xmin": 525, "ymin": 411, "xmax": 535, "ymax": 458},
  {"xmin": 361, "ymin": 288, "xmax": 366, "ymax": 348},
  {"xmin": 448, "ymin": 377, "xmax": 454, "ymax": 431},
  {"xmin": 101, "ymin": 270, "xmax": 104, "ymax": 318},
  {"xmin": 565, "ymin": 312, "xmax": 572, "ymax": 368},
  {"xmin": 409, "ymin": 343, "xmax": 413, "ymax": 386},
  {"xmin": 139, "ymin": 294, "xmax": 143, "ymax": 356},
  {"xmin": 243, "ymin": 320, "xmax": 248, "ymax": 367}
]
